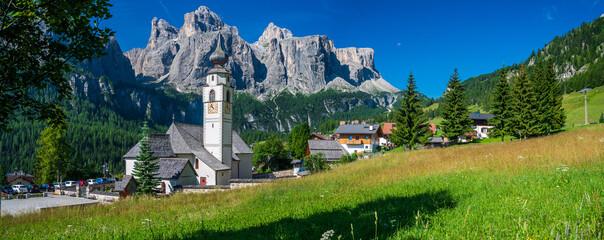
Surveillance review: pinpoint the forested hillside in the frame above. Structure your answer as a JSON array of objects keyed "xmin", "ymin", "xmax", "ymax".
[{"xmin": 464, "ymin": 16, "xmax": 604, "ymax": 110}]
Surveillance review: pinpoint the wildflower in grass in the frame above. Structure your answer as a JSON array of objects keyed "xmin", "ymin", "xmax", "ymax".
[
  {"xmin": 321, "ymin": 230, "xmax": 334, "ymax": 240},
  {"xmin": 600, "ymin": 138, "xmax": 604, "ymax": 142}
]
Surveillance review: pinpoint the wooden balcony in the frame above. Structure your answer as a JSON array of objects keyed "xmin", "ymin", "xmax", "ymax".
[{"xmin": 339, "ymin": 139, "xmax": 371, "ymax": 145}]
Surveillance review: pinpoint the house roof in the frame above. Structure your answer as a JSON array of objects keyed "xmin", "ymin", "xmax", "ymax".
[
  {"xmin": 7, "ymin": 173, "xmax": 34, "ymax": 184},
  {"xmin": 428, "ymin": 137, "xmax": 444, "ymax": 143},
  {"xmin": 382, "ymin": 123, "xmax": 396, "ymax": 135},
  {"xmin": 114, "ymin": 175, "xmax": 136, "ymax": 192},
  {"xmin": 123, "ymin": 134, "xmax": 176, "ymax": 159},
  {"xmin": 291, "ymin": 159, "xmax": 303, "ymax": 165},
  {"xmin": 155, "ymin": 158, "xmax": 197, "ymax": 179},
  {"xmin": 310, "ymin": 133, "xmax": 329, "ymax": 140},
  {"xmin": 307, "ymin": 140, "xmax": 348, "ymax": 161},
  {"xmin": 468, "ymin": 112, "xmax": 493, "ymax": 120},
  {"xmin": 334, "ymin": 124, "xmax": 381, "ymax": 135}
]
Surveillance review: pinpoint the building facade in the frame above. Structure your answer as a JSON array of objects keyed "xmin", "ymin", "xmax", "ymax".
[{"xmin": 123, "ymin": 30, "xmax": 253, "ymax": 187}]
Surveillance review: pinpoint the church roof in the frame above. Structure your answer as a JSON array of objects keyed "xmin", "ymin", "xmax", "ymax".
[
  {"xmin": 233, "ymin": 131, "xmax": 253, "ymax": 154},
  {"xmin": 124, "ymin": 122, "xmax": 251, "ymax": 172},
  {"xmin": 155, "ymin": 158, "xmax": 196, "ymax": 179},
  {"xmin": 123, "ymin": 134, "xmax": 176, "ymax": 159}
]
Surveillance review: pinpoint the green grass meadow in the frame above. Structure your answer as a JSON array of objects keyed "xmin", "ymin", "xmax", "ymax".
[{"xmin": 1, "ymin": 126, "xmax": 603, "ymax": 239}]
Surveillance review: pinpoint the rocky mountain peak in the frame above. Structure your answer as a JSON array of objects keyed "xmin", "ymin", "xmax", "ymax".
[
  {"xmin": 256, "ymin": 22, "xmax": 293, "ymax": 44},
  {"xmin": 147, "ymin": 17, "xmax": 178, "ymax": 49},
  {"xmin": 179, "ymin": 6, "xmax": 225, "ymax": 38}
]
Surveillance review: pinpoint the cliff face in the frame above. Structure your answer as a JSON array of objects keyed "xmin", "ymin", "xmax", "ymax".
[
  {"xmin": 70, "ymin": 6, "xmax": 400, "ymax": 132},
  {"xmin": 124, "ymin": 6, "xmax": 398, "ymax": 98}
]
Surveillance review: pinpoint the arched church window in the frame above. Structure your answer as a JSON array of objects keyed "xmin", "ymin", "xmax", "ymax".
[
  {"xmin": 209, "ymin": 90, "xmax": 215, "ymax": 101},
  {"xmin": 226, "ymin": 90, "xmax": 231, "ymax": 103}
]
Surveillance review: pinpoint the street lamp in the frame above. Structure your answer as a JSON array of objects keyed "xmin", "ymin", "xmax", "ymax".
[{"xmin": 579, "ymin": 88, "xmax": 592, "ymax": 125}]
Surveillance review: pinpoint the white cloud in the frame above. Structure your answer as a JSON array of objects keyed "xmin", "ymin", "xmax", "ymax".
[
  {"xmin": 543, "ymin": 5, "xmax": 557, "ymax": 20},
  {"xmin": 397, "ymin": 42, "xmax": 402, "ymax": 47}
]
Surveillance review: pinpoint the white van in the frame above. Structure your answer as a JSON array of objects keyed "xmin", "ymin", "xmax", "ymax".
[{"xmin": 65, "ymin": 181, "xmax": 76, "ymax": 187}]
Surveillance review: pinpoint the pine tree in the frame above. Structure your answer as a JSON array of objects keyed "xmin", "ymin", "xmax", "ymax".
[
  {"xmin": 545, "ymin": 61, "xmax": 566, "ymax": 132},
  {"xmin": 599, "ymin": 112, "xmax": 604, "ymax": 123},
  {"xmin": 441, "ymin": 69, "xmax": 473, "ymax": 143},
  {"xmin": 511, "ymin": 65, "xmax": 537, "ymax": 140},
  {"xmin": 34, "ymin": 118, "xmax": 71, "ymax": 185},
  {"xmin": 390, "ymin": 72, "xmax": 431, "ymax": 149},
  {"xmin": 132, "ymin": 121, "xmax": 160, "ymax": 194},
  {"xmin": 532, "ymin": 61, "xmax": 549, "ymax": 136},
  {"xmin": 489, "ymin": 67, "xmax": 513, "ymax": 142}
]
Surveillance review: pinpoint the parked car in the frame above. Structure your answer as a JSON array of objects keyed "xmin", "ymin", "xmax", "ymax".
[
  {"xmin": 75, "ymin": 180, "xmax": 87, "ymax": 186},
  {"xmin": 86, "ymin": 179, "xmax": 96, "ymax": 185},
  {"xmin": 95, "ymin": 178, "xmax": 107, "ymax": 184},
  {"xmin": 65, "ymin": 181, "xmax": 76, "ymax": 187},
  {"xmin": 26, "ymin": 184, "xmax": 40, "ymax": 193},
  {"xmin": 53, "ymin": 182, "xmax": 66, "ymax": 189},
  {"xmin": 2, "ymin": 186, "xmax": 16, "ymax": 195},
  {"xmin": 12, "ymin": 185, "xmax": 27, "ymax": 193},
  {"xmin": 106, "ymin": 178, "xmax": 116, "ymax": 183},
  {"xmin": 40, "ymin": 184, "xmax": 54, "ymax": 192}
]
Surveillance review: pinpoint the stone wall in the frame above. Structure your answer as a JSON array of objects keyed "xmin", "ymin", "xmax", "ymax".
[
  {"xmin": 177, "ymin": 185, "xmax": 230, "ymax": 194},
  {"xmin": 252, "ymin": 169, "xmax": 295, "ymax": 179},
  {"xmin": 229, "ymin": 178, "xmax": 276, "ymax": 189}
]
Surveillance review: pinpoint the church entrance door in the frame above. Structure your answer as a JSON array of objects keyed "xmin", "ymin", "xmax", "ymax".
[{"xmin": 200, "ymin": 177, "xmax": 206, "ymax": 186}]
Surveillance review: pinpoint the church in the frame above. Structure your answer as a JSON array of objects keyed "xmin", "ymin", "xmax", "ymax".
[{"xmin": 123, "ymin": 30, "xmax": 253, "ymax": 190}]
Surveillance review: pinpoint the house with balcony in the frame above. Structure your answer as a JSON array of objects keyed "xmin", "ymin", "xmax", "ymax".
[
  {"xmin": 334, "ymin": 124, "xmax": 383, "ymax": 154},
  {"xmin": 460, "ymin": 113, "xmax": 494, "ymax": 142}
]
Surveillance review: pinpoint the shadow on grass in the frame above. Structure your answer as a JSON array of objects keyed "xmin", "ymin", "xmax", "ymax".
[{"xmin": 174, "ymin": 190, "xmax": 456, "ymax": 240}]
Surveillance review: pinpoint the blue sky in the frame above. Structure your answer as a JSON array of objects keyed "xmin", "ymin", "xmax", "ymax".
[{"xmin": 105, "ymin": 0, "xmax": 604, "ymax": 98}]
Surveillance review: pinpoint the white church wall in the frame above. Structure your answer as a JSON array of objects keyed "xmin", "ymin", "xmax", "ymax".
[
  {"xmin": 196, "ymin": 161, "xmax": 217, "ymax": 185},
  {"xmin": 124, "ymin": 158, "xmax": 135, "ymax": 176}
]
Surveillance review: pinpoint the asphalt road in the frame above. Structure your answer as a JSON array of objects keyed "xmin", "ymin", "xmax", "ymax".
[{"xmin": 1, "ymin": 195, "xmax": 99, "ymax": 216}]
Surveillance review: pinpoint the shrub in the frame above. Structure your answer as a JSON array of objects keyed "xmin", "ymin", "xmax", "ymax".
[
  {"xmin": 339, "ymin": 153, "xmax": 357, "ymax": 164},
  {"xmin": 303, "ymin": 153, "xmax": 328, "ymax": 172}
]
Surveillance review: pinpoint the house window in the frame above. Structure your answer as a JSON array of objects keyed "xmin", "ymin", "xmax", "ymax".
[
  {"xmin": 365, "ymin": 145, "xmax": 369, "ymax": 149},
  {"xmin": 355, "ymin": 136, "xmax": 359, "ymax": 140},
  {"xmin": 349, "ymin": 136, "xmax": 353, "ymax": 140},
  {"xmin": 365, "ymin": 136, "xmax": 369, "ymax": 139},
  {"xmin": 226, "ymin": 90, "xmax": 230, "ymax": 103},
  {"xmin": 195, "ymin": 158, "xmax": 199, "ymax": 169},
  {"xmin": 482, "ymin": 128, "xmax": 488, "ymax": 133},
  {"xmin": 209, "ymin": 90, "xmax": 215, "ymax": 101}
]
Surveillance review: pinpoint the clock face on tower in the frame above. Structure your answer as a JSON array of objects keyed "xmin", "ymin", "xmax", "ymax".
[
  {"xmin": 207, "ymin": 102, "xmax": 219, "ymax": 114},
  {"xmin": 225, "ymin": 103, "xmax": 231, "ymax": 114}
]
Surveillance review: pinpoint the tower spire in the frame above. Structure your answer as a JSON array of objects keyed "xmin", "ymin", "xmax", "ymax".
[{"xmin": 210, "ymin": 26, "xmax": 228, "ymax": 66}]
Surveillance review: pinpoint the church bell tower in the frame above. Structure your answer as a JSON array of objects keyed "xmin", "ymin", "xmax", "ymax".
[{"xmin": 203, "ymin": 29, "xmax": 233, "ymax": 171}]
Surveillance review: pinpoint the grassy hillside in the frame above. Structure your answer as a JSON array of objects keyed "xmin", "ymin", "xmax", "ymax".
[
  {"xmin": 562, "ymin": 85, "xmax": 604, "ymax": 126},
  {"xmin": 2, "ymin": 125, "xmax": 603, "ymax": 239}
]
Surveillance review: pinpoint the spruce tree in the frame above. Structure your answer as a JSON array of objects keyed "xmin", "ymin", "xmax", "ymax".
[
  {"xmin": 132, "ymin": 121, "xmax": 160, "ymax": 194},
  {"xmin": 441, "ymin": 69, "xmax": 473, "ymax": 143},
  {"xmin": 390, "ymin": 72, "xmax": 431, "ymax": 149},
  {"xmin": 532, "ymin": 61, "xmax": 549, "ymax": 136},
  {"xmin": 489, "ymin": 67, "xmax": 513, "ymax": 142},
  {"xmin": 545, "ymin": 61, "xmax": 566, "ymax": 132},
  {"xmin": 599, "ymin": 113, "xmax": 604, "ymax": 123},
  {"xmin": 511, "ymin": 65, "xmax": 537, "ymax": 140}
]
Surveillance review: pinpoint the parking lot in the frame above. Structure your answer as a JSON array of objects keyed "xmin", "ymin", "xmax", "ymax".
[{"xmin": 1, "ymin": 195, "xmax": 99, "ymax": 216}]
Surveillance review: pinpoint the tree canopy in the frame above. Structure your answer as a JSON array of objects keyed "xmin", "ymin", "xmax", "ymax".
[
  {"xmin": 288, "ymin": 123, "xmax": 311, "ymax": 159},
  {"xmin": 0, "ymin": 0, "xmax": 114, "ymax": 131},
  {"xmin": 132, "ymin": 121, "xmax": 160, "ymax": 194}
]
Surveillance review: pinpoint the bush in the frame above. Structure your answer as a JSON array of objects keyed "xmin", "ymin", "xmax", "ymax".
[
  {"xmin": 303, "ymin": 153, "xmax": 328, "ymax": 173},
  {"xmin": 339, "ymin": 153, "xmax": 357, "ymax": 164}
]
